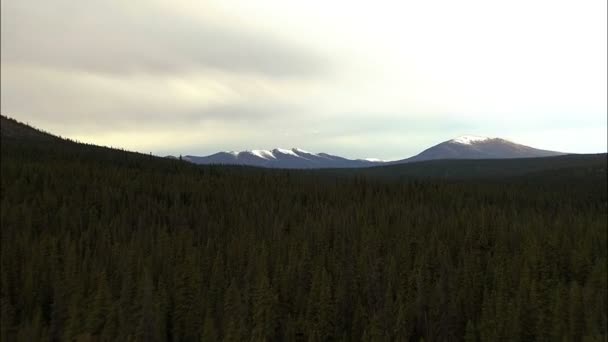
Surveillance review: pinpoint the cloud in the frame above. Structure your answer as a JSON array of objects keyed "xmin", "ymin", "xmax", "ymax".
[
  {"xmin": 0, "ymin": 63, "xmax": 316, "ymax": 134},
  {"xmin": 1, "ymin": 0, "xmax": 606, "ymax": 157},
  {"xmin": 1, "ymin": 0, "xmax": 328, "ymax": 78}
]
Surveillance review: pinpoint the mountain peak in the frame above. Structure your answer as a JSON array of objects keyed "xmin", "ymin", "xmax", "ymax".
[
  {"xmin": 272, "ymin": 148, "xmax": 298, "ymax": 157},
  {"xmin": 450, "ymin": 135, "xmax": 492, "ymax": 145},
  {"xmin": 396, "ymin": 135, "xmax": 564, "ymax": 163},
  {"xmin": 293, "ymin": 147, "xmax": 314, "ymax": 155},
  {"xmin": 248, "ymin": 150, "xmax": 276, "ymax": 160},
  {"xmin": 223, "ymin": 148, "xmax": 323, "ymax": 160}
]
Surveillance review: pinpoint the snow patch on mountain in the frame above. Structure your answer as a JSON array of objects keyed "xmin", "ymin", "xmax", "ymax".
[
  {"xmin": 451, "ymin": 135, "xmax": 492, "ymax": 145},
  {"xmin": 274, "ymin": 148, "xmax": 299, "ymax": 157},
  {"xmin": 249, "ymin": 150, "xmax": 276, "ymax": 159},
  {"xmin": 293, "ymin": 148, "xmax": 316, "ymax": 155}
]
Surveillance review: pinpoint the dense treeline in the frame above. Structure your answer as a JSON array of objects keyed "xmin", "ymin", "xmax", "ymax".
[{"xmin": 1, "ymin": 135, "xmax": 607, "ymax": 341}]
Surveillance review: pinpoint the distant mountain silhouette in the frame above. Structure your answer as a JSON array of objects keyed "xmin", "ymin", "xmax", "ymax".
[
  {"xmin": 180, "ymin": 135, "xmax": 565, "ymax": 168},
  {"xmin": 1, "ymin": 116, "xmax": 567, "ymax": 169},
  {"xmin": 1, "ymin": 115, "xmax": 602, "ymax": 182},
  {"xmin": 182, "ymin": 148, "xmax": 382, "ymax": 169},
  {"xmin": 391, "ymin": 135, "xmax": 565, "ymax": 164}
]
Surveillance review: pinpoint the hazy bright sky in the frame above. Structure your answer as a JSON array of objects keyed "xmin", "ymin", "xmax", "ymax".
[{"xmin": 1, "ymin": 0, "xmax": 606, "ymax": 159}]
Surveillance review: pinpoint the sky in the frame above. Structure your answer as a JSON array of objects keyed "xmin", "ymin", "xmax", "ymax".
[{"xmin": 1, "ymin": 0, "xmax": 606, "ymax": 160}]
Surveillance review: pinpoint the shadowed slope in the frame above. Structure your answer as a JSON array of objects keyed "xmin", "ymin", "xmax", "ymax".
[{"xmin": 1, "ymin": 115, "xmax": 60, "ymax": 141}]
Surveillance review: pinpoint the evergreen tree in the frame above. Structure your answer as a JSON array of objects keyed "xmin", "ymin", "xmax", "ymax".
[
  {"xmin": 464, "ymin": 320, "xmax": 477, "ymax": 342},
  {"xmin": 202, "ymin": 309, "xmax": 219, "ymax": 342},
  {"xmin": 224, "ymin": 279, "xmax": 246, "ymax": 341},
  {"xmin": 569, "ymin": 281, "xmax": 585, "ymax": 341},
  {"xmin": 251, "ymin": 272, "xmax": 279, "ymax": 341},
  {"xmin": 86, "ymin": 272, "xmax": 111, "ymax": 336}
]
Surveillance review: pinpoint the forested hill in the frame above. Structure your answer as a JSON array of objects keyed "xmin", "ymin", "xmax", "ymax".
[
  {"xmin": 1, "ymin": 117, "xmax": 607, "ymax": 341},
  {"xmin": 1, "ymin": 115, "xmax": 60, "ymax": 142},
  {"xmin": 322, "ymin": 153, "xmax": 607, "ymax": 182},
  {"xmin": 0, "ymin": 115, "xmax": 193, "ymax": 170}
]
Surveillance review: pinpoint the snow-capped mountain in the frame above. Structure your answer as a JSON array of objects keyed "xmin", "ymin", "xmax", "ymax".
[
  {"xmin": 179, "ymin": 136, "xmax": 565, "ymax": 169},
  {"xmin": 182, "ymin": 148, "xmax": 383, "ymax": 169},
  {"xmin": 392, "ymin": 135, "xmax": 565, "ymax": 163}
]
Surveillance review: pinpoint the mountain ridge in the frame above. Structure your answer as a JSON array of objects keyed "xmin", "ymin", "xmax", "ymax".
[
  {"xmin": 1, "ymin": 115, "xmax": 604, "ymax": 182},
  {"xmin": 182, "ymin": 147, "xmax": 382, "ymax": 169},
  {"xmin": 1, "ymin": 115, "xmax": 570, "ymax": 169},
  {"xmin": 390, "ymin": 135, "xmax": 566, "ymax": 164},
  {"xmin": 180, "ymin": 135, "xmax": 566, "ymax": 169}
]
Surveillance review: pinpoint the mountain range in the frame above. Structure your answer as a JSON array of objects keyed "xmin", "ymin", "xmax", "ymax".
[
  {"xmin": 1, "ymin": 115, "xmax": 604, "ymax": 182},
  {"xmin": 182, "ymin": 148, "xmax": 381, "ymax": 169},
  {"xmin": 180, "ymin": 135, "xmax": 565, "ymax": 169},
  {"xmin": 0, "ymin": 115, "xmax": 568, "ymax": 170}
]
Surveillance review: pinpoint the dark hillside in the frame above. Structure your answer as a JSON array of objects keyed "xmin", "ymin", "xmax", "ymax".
[
  {"xmin": 321, "ymin": 153, "xmax": 607, "ymax": 181},
  {"xmin": 0, "ymin": 115, "xmax": 59, "ymax": 142},
  {"xmin": 1, "ymin": 119, "xmax": 606, "ymax": 341}
]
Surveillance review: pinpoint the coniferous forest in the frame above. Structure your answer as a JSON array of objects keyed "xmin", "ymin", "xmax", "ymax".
[{"xmin": 1, "ymin": 117, "xmax": 607, "ymax": 341}]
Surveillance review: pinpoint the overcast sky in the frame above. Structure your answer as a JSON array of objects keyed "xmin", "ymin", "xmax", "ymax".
[{"xmin": 1, "ymin": 0, "xmax": 606, "ymax": 159}]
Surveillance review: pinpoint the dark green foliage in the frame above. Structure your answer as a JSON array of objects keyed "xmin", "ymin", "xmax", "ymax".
[
  {"xmin": 320, "ymin": 153, "xmax": 608, "ymax": 182},
  {"xmin": 1, "ymin": 119, "xmax": 607, "ymax": 341}
]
